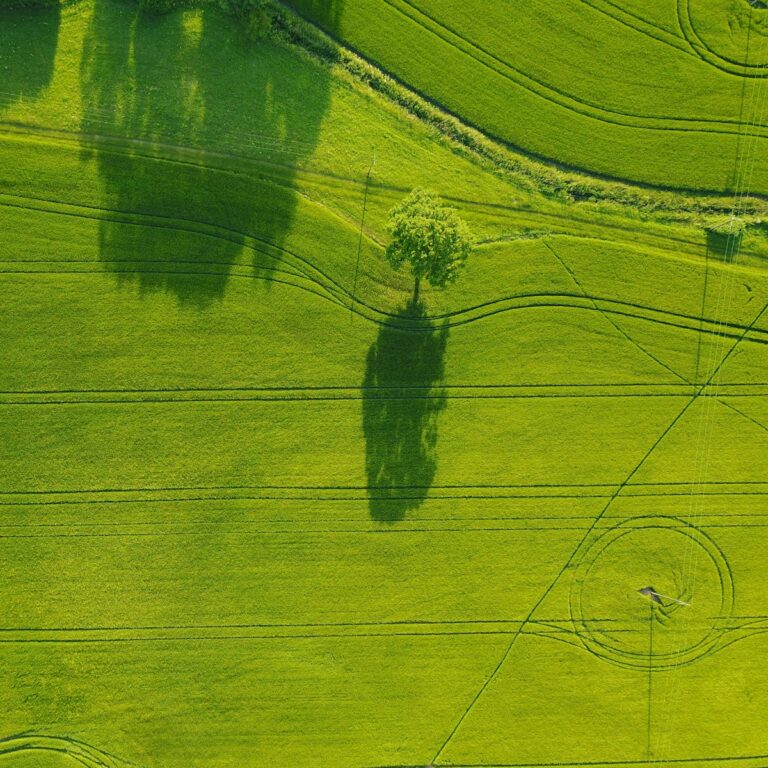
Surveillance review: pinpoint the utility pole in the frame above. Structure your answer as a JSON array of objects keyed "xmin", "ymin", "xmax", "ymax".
[
  {"xmin": 350, "ymin": 147, "xmax": 376, "ymax": 322},
  {"xmin": 647, "ymin": 599, "xmax": 654, "ymax": 760}
]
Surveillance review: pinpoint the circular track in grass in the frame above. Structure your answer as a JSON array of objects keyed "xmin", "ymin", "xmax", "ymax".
[
  {"xmin": 570, "ymin": 516, "xmax": 733, "ymax": 669},
  {"xmin": 680, "ymin": 0, "xmax": 768, "ymax": 73}
]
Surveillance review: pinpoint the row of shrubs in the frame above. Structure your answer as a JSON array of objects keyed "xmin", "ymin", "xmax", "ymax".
[
  {"xmin": 135, "ymin": 0, "xmax": 768, "ymax": 221},
  {"xmin": 0, "ymin": 0, "xmax": 272, "ymax": 26},
  {"xmin": 0, "ymin": 0, "xmax": 59, "ymax": 9},
  {"xmin": 137, "ymin": 0, "xmax": 275, "ymax": 37},
  {"xmin": 5, "ymin": 0, "xmax": 766, "ymax": 225},
  {"xmin": 268, "ymin": 4, "xmax": 768, "ymax": 221}
]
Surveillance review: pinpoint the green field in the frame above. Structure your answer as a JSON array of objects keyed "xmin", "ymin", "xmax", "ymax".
[
  {"xmin": 287, "ymin": 0, "xmax": 768, "ymax": 192},
  {"xmin": 2, "ymin": 0, "xmax": 768, "ymax": 766}
]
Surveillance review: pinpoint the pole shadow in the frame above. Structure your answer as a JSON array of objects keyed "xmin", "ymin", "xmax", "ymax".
[
  {"xmin": 705, "ymin": 228, "xmax": 742, "ymax": 263},
  {"xmin": 78, "ymin": 0, "xmax": 331, "ymax": 307},
  {"xmin": 0, "ymin": 3, "xmax": 60, "ymax": 112},
  {"xmin": 361, "ymin": 299, "xmax": 449, "ymax": 523}
]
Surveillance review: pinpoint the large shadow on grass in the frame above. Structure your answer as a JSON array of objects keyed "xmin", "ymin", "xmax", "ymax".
[
  {"xmin": 0, "ymin": 3, "xmax": 60, "ymax": 112},
  {"xmin": 79, "ymin": 0, "xmax": 331, "ymax": 307},
  {"xmin": 362, "ymin": 300, "xmax": 449, "ymax": 522},
  {"xmin": 706, "ymin": 227, "xmax": 742, "ymax": 263},
  {"xmin": 289, "ymin": 0, "xmax": 344, "ymax": 31}
]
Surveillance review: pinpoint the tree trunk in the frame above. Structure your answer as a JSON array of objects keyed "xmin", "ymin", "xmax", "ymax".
[{"xmin": 413, "ymin": 275, "xmax": 420, "ymax": 303}]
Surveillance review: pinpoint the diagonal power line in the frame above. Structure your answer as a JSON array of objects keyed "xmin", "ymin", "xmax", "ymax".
[
  {"xmin": 431, "ymin": 294, "xmax": 768, "ymax": 765},
  {"xmin": 430, "ymin": 392, "xmax": 697, "ymax": 764}
]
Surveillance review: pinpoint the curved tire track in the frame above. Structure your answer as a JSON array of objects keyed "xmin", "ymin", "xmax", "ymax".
[{"xmin": 0, "ymin": 734, "xmax": 128, "ymax": 768}]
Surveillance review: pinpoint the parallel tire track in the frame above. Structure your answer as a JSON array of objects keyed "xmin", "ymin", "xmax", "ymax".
[
  {"xmin": 2, "ymin": 192, "xmax": 767, "ymax": 341},
  {"xmin": 386, "ymin": 0, "xmax": 768, "ymax": 133}
]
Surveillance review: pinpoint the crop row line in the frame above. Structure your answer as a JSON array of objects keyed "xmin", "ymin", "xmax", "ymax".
[
  {"xmin": 2, "ymin": 616, "xmax": 759, "ymax": 631},
  {"xmin": 677, "ymin": 0, "xmax": 768, "ymax": 76},
  {"xmin": 0, "ymin": 394, "xmax": 731, "ymax": 405},
  {"xmin": 0, "ymin": 626, "xmax": 765, "ymax": 675},
  {"xmin": 580, "ymin": 0, "xmax": 768, "ymax": 80},
  {"xmin": 0, "ymin": 521, "xmax": 766, "ymax": 538},
  {"xmin": 386, "ymin": 0, "xmax": 768, "ymax": 133},
  {"xmin": 2, "ymin": 480, "xmax": 766, "ymax": 494},
  {"xmin": 0, "ymin": 188, "xmax": 716, "ymax": 321},
  {"xmin": 3, "ymin": 382, "xmax": 766, "ymax": 392},
  {"xmin": 577, "ymin": 0, "xmax": 692, "ymax": 58},
  {"xmin": 7, "ymin": 510, "xmax": 768, "ymax": 527},
  {"xmin": 4, "ymin": 490, "xmax": 768, "ymax": 506},
  {"xmin": 3, "ymin": 265, "xmax": 764, "ymax": 345},
  {"xmin": 3, "ymin": 123, "xmax": 758, "ymax": 258},
  {"xmin": 1, "ymin": 519, "xmax": 767, "ymax": 532},
  {"xmin": 3, "ymin": 191, "xmax": 763, "ymax": 341}
]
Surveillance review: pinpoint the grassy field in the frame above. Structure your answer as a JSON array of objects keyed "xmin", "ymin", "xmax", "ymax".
[
  {"xmin": 2, "ymin": 1, "xmax": 768, "ymax": 766},
  {"xmin": 286, "ymin": 0, "xmax": 768, "ymax": 192}
]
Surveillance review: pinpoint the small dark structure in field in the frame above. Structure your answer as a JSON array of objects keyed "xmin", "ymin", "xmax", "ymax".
[
  {"xmin": 639, "ymin": 586, "xmax": 663, "ymax": 604},
  {"xmin": 705, "ymin": 218, "xmax": 745, "ymax": 263}
]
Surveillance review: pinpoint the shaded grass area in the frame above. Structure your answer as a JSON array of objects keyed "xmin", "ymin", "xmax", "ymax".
[
  {"xmin": 363, "ymin": 299, "xmax": 448, "ymax": 521},
  {"xmin": 3, "ymin": 1, "xmax": 768, "ymax": 767},
  {"xmin": 285, "ymin": 0, "xmax": 768, "ymax": 193},
  {"xmin": 77, "ymin": 0, "xmax": 330, "ymax": 304},
  {"xmin": 4, "ymin": 222, "xmax": 768, "ymax": 764},
  {"xmin": 0, "ymin": 4, "xmax": 60, "ymax": 108}
]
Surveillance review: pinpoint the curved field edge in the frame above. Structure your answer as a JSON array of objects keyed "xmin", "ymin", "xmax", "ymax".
[
  {"xmin": 4, "ymin": 176, "xmax": 768, "ymax": 354},
  {"xmin": 0, "ymin": 735, "xmax": 127, "ymax": 768},
  {"xmin": 4, "ymin": 0, "xmax": 768, "ymax": 220},
  {"xmin": 7, "ymin": 124, "xmax": 768, "ymax": 266},
  {"xmin": 281, "ymin": 0, "xmax": 768, "ymax": 195}
]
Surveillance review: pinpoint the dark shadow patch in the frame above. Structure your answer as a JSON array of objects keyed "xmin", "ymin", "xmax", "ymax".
[
  {"xmin": 0, "ymin": 3, "xmax": 60, "ymax": 112},
  {"xmin": 79, "ymin": 0, "xmax": 331, "ymax": 307},
  {"xmin": 362, "ymin": 299, "xmax": 448, "ymax": 523},
  {"xmin": 285, "ymin": 0, "xmax": 344, "ymax": 32},
  {"xmin": 706, "ymin": 227, "xmax": 742, "ymax": 263}
]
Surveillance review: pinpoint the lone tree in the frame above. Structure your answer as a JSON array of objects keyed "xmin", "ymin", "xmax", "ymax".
[{"xmin": 385, "ymin": 188, "xmax": 472, "ymax": 301}]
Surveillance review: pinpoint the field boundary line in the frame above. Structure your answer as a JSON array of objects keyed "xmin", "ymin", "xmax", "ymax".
[
  {"xmin": 543, "ymin": 240, "xmax": 692, "ymax": 384},
  {"xmin": 383, "ymin": 0, "xmax": 768, "ymax": 134},
  {"xmin": 430, "ymin": 394, "xmax": 698, "ymax": 763}
]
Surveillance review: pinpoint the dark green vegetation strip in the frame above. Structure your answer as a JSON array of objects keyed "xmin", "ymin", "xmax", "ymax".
[{"xmin": 285, "ymin": 0, "xmax": 768, "ymax": 193}]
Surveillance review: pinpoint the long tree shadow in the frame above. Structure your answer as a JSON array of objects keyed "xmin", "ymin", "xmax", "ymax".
[
  {"xmin": 0, "ymin": 3, "xmax": 60, "ymax": 112},
  {"xmin": 79, "ymin": 0, "xmax": 331, "ymax": 306},
  {"xmin": 362, "ymin": 299, "xmax": 449, "ymax": 522}
]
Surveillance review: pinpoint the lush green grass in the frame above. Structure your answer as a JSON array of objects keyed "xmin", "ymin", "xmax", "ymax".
[
  {"xmin": 286, "ymin": 0, "xmax": 768, "ymax": 193},
  {"xmin": 3, "ymin": 1, "xmax": 768, "ymax": 767}
]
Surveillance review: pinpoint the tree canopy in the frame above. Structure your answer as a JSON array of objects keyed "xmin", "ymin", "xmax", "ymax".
[{"xmin": 385, "ymin": 188, "xmax": 472, "ymax": 297}]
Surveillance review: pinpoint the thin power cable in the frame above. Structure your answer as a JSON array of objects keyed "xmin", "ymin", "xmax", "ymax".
[
  {"xmin": 652, "ymin": 10, "xmax": 768, "ymax": 761},
  {"xmin": 350, "ymin": 147, "xmax": 376, "ymax": 322}
]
